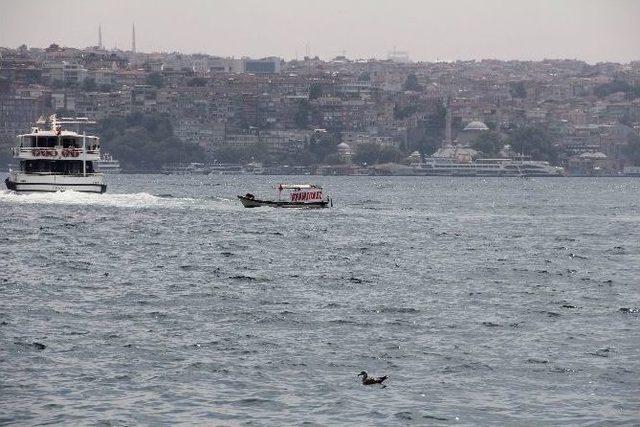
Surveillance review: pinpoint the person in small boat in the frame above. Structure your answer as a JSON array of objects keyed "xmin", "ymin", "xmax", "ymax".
[{"xmin": 245, "ymin": 193, "xmax": 255, "ymax": 200}]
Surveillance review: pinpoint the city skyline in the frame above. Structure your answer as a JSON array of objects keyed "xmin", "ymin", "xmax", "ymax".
[{"xmin": 1, "ymin": 0, "xmax": 639, "ymax": 63}]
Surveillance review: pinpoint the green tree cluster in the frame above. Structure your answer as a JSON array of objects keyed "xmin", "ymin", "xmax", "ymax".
[
  {"xmin": 98, "ymin": 113, "xmax": 205, "ymax": 172},
  {"xmin": 624, "ymin": 132, "xmax": 640, "ymax": 166},
  {"xmin": 213, "ymin": 143, "xmax": 270, "ymax": 164},
  {"xmin": 505, "ymin": 126, "xmax": 557, "ymax": 162},
  {"xmin": 357, "ymin": 72, "xmax": 370, "ymax": 82},
  {"xmin": 293, "ymin": 100, "xmax": 311, "ymax": 129},
  {"xmin": 403, "ymin": 73, "xmax": 421, "ymax": 91},
  {"xmin": 594, "ymin": 79, "xmax": 640, "ymax": 99},
  {"xmin": 353, "ymin": 142, "xmax": 403, "ymax": 165},
  {"xmin": 210, "ymin": 132, "xmax": 343, "ymax": 167},
  {"xmin": 82, "ymin": 78, "xmax": 97, "ymax": 92},
  {"xmin": 509, "ymin": 81, "xmax": 527, "ymax": 99},
  {"xmin": 145, "ymin": 72, "xmax": 164, "ymax": 88},
  {"xmin": 393, "ymin": 104, "xmax": 418, "ymax": 120},
  {"xmin": 187, "ymin": 77, "xmax": 207, "ymax": 87},
  {"xmin": 309, "ymin": 83, "xmax": 323, "ymax": 100},
  {"xmin": 307, "ymin": 132, "xmax": 339, "ymax": 162},
  {"xmin": 411, "ymin": 102, "xmax": 447, "ymax": 156},
  {"xmin": 471, "ymin": 131, "xmax": 503, "ymax": 157}
]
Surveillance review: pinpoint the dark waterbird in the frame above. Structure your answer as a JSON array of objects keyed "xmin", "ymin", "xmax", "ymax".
[{"xmin": 358, "ymin": 371, "xmax": 388, "ymax": 385}]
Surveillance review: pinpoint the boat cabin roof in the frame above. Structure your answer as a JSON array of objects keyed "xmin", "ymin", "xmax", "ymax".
[
  {"xmin": 276, "ymin": 184, "xmax": 321, "ymax": 190},
  {"xmin": 19, "ymin": 130, "xmax": 88, "ymax": 138},
  {"xmin": 18, "ymin": 115, "xmax": 98, "ymax": 138}
]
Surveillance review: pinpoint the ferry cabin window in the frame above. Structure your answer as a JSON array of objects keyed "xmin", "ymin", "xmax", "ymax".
[
  {"xmin": 24, "ymin": 136, "xmax": 79, "ymax": 147},
  {"xmin": 22, "ymin": 160, "xmax": 95, "ymax": 174},
  {"xmin": 38, "ymin": 136, "xmax": 58, "ymax": 147},
  {"xmin": 39, "ymin": 136, "xmax": 58, "ymax": 147},
  {"xmin": 62, "ymin": 137, "xmax": 79, "ymax": 148},
  {"xmin": 24, "ymin": 136, "xmax": 36, "ymax": 147}
]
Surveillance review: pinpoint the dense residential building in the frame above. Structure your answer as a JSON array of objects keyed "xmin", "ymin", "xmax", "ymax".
[{"xmin": 1, "ymin": 43, "xmax": 639, "ymax": 172}]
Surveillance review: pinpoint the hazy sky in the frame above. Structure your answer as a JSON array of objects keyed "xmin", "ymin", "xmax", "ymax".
[{"xmin": 1, "ymin": 0, "xmax": 639, "ymax": 63}]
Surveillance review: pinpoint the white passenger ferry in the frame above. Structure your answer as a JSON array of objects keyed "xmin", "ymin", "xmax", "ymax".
[
  {"xmin": 413, "ymin": 146, "xmax": 564, "ymax": 177},
  {"xmin": 5, "ymin": 115, "xmax": 106, "ymax": 193},
  {"xmin": 419, "ymin": 157, "xmax": 565, "ymax": 177}
]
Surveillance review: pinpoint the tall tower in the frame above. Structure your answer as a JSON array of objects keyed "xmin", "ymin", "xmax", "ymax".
[
  {"xmin": 445, "ymin": 95, "xmax": 453, "ymax": 146},
  {"xmin": 131, "ymin": 22, "xmax": 136, "ymax": 52},
  {"xmin": 98, "ymin": 24, "xmax": 102, "ymax": 49}
]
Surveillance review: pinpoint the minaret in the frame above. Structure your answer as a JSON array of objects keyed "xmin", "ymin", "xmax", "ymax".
[
  {"xmin": 132, "ymin": 23, "xmax": 136, "ymax": 52},
  {"xmin": 445, "ymin": 95, "xmax": 453, "ymax": 145},
  {"xmin": 98, "ymin": 24, "xmax": 102, "ymax": 49}
]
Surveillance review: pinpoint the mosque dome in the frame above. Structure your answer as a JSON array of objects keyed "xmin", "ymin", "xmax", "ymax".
[
  {"xmin": 463, "ymin": 121, "xmax": 489, "ymax": 131},
  {"xmin": 337, "ymin": 142, "xmax": 351, "ymax": 151}
]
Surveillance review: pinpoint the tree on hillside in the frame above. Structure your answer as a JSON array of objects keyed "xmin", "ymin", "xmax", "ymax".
[
  {"xmin": 472, "ymin": 131, "xmax": 503, "ymax": 157},
  {"xmin": 410, "ymin": 101, "xmax": 447, "ymax": 156},
  {"xmin": 187, "ymin": 77, "xmax": 207, "ymax": 87},
  {"xmin": 378, "ymin": 145, "xmax": 403, "ymax": 163},
  {"xmin": 323, "ymin": 153, "xmax": 346, "ymax": 165},
  {"xmin": 505, "ymin": 126, "xmax": 557, "ymax": 162},
  {"xmin": 307, "ymin": 132, "xmax": 338, "ymax": 163},
  {"xmin": 145, "ymin": 72, "xmax": 164, "ymax": 88},
  {"xmin": 594, "ymin": 79, "xmax": 640, "ymax": 100},
  {"xmin": 358, "ymin": 72, "xmax": 370, "ymax": 82},
  {"xmin": 214, "ymin": 145, "xmax": 244, "ymax": 163},
  {"xmin": 0, "ymin": 77, "xmax": 10, "ymax": 93},
  {"xmin": 624, "ymin": 132, "xmax": 640, "ymax": 166},
  {"xmin": 293, "ymin": 99, "xmax": 311, "ymax": 129},
  {"xmin": 309, "ymin": 83, "xmax": 323, "ymax": 100},
  {"xmin": 97, "ymin": 113, "xmax": 205, "ymax": 172},
  {"xmin": 403, "ymin": 73, "xmax": 421, "ymax": 91},
  {"xmin": 281, "ymin": 149, "xmax": 318, "ymax": 166},
  {"xmin": 353, "ymin": 142, "xmax": 380, "ymax": 165},
  {"xmin": 82, "ymin": 78, "xmax": 97, "ymax": 92},
  {"xmin": 393, "ymin": 104, "xmax": 418, "ymax": 120},
  {"xmin": 509, "ymin": 81, "xmax": 527, "ymax": 99}
]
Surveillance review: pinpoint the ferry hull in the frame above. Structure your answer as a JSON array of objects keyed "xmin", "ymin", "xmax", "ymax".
[
  {"xmin": 5, "ymin": 176, "xmax": 107, "ymax": 194},
  {"xmin": 238, "ymin": 195, "xmax": 329, "ymax": 209}
]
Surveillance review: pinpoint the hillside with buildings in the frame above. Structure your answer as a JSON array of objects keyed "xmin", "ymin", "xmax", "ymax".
[{"xmin": 1, "ymin": 42, "xmax": 640, "ymax": 174}]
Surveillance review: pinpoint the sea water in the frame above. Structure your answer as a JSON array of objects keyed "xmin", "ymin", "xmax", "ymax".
[{"xmin": 1, "ymin": 175, "xmax": 639, "ymax": 425}]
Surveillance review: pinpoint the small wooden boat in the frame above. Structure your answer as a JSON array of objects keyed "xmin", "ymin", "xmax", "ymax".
[{"xmin": 238, "ymin": 184, "xmax": 332, "ymax": 208}]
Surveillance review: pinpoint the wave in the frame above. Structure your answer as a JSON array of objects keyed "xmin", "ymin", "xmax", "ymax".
[{"xmin": 0, "ymin": 189, "xmax": 236, "ymax": 211}]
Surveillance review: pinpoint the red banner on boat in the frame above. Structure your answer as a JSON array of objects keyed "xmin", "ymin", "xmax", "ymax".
[{"xmin": 290, "ymin": 190, "xmax": 323, "ymax": 202}]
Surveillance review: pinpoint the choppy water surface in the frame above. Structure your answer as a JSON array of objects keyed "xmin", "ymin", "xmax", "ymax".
[{"xmin": 1, "ymin": 175, "xmax": 639, "ymax": 425}]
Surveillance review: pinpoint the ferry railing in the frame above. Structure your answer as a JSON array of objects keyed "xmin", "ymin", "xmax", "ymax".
[
  {"xmin": 13, "ymin": 171, "xmax": 103, "ymax": 176},
  {"xmin": 12, "ymin": 147, "xmax": 101, "ymax": 157}
]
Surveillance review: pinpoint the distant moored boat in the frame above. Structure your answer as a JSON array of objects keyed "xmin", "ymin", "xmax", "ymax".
[{"xmin": 97, "ymin": 152, "xmax": 122, "ymax": 174}]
